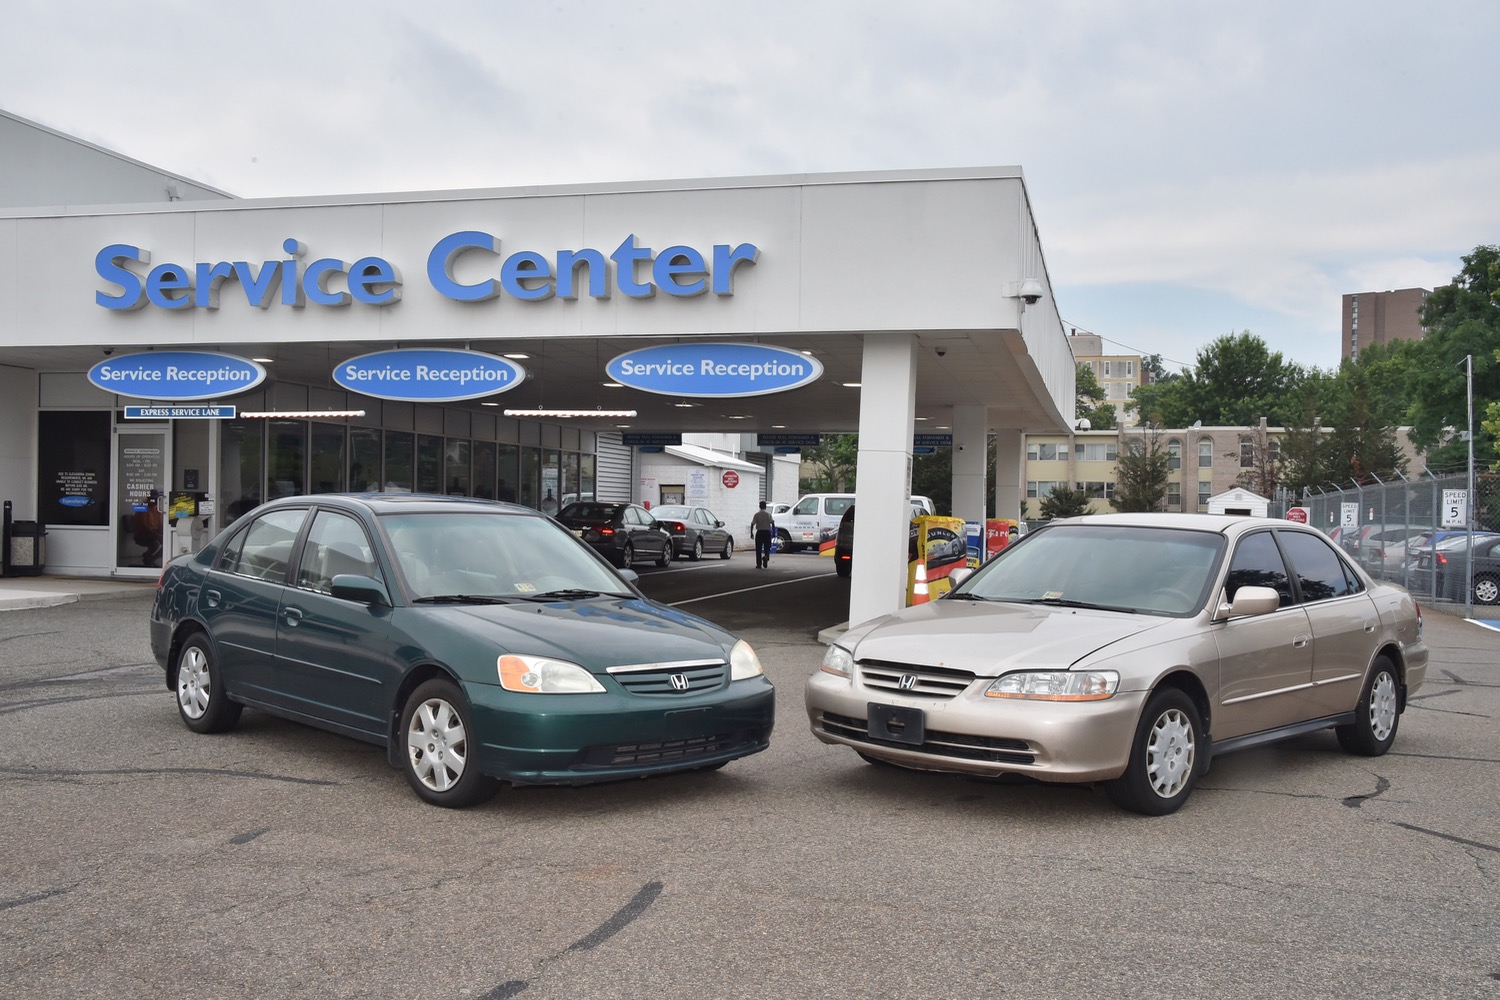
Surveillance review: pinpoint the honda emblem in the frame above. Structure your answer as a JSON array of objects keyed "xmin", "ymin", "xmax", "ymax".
[
  {"xmin": 670, "ymin": 673, "xmax": 690, "ymax": 691},
  {"xmin": 898, "ymin": 674, "xmax": 918, "ymax": 691}
]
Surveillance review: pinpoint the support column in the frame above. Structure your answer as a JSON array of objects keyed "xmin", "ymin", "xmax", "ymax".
[
  {"xmin": 849, "ymin": 332, "xmax": 917, "ymax": 628},
  {"xmin": 993, "ymin": 428, "xmax": 1024, "ymax": 522},
  {"xmin": 951, "ymin": 404, "xmax": 988, "ymax": 524}
]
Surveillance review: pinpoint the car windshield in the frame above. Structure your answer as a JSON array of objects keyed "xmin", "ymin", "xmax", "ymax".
[
  {"xmin": 382, "ymin": 511, "xmax": 633, "ymax": 601},
  {"xmin": 557, "ymin": 502, "xmax": 620, "ymax": 522},
  {"xmin": 951, "ymin": 523, "xmax": 1225, "ymax": 616},
  {"xmin": 652, "ymin": 506, "xmax": 691, "ymax": 518}
]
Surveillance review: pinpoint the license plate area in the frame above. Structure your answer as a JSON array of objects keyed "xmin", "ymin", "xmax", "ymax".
[{"xmin": 867, "ymin": 702, "xmax": 925, "ymax": 746}]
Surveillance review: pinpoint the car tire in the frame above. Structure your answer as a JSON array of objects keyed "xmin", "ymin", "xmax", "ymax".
[
  {"xmin": 835, "ymin": 558, "xmax": 851, "ymax": 578},
  {"xmin": 691, "ymin": 538, "xmax": 703, "ymax": 561},
  {"xmin": 1105, "ymin": 688, "xmax": 1201, "ymax": 816},
  {"xmin": 1336, "ymin": 656, "xmax": 1400, "ymax": 756},
  {"xmin": 720, "ymin": 537, "xmax": 733, "ymax": 560},
  {"xmin": 399, "ymin": 679, "xmax": 500, "ymax": 808},
  {"xmin": 174, "ymin": 632, "xmax": 243, "ymax": 734},
  {"xmin": 1474, "ymin": 573, "xmax": 1499, "ymax": 606},
  {"xmin": 656, "ymin": 539, "xmax": 673, "ymax": 567},
  {"xmin": 619, "ymin": 542, "xmax": 635, "ymax": 567}
]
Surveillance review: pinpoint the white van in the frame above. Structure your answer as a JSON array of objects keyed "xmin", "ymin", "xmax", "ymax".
[{"xmin": 775, "ymin": 493, "xmax": 935, "ymax": 551}]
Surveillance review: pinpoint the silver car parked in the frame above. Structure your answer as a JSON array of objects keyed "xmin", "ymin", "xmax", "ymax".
[{"xmin": 805, "ymin": 513, "xmax": 1428, "ymax": 815}]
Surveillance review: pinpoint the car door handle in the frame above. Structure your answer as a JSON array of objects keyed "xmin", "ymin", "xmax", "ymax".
[
  {"xmin": 203, "ymin": 588, "xmax": 221, "ymax": 608},
  {"xmin": 1293, "ymin": 634, "xmax": 1310, "ymax": 649},
  {"xmin": 283, "ymin": 607, "xmax": 303, "ymax": 627}
]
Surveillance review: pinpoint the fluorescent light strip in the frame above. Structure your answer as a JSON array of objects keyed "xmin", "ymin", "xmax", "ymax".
[
  {"xmin": 503, "ymin": 408, "xmax": 638, "ymax": 418},
  {"xmin": 239, "ymin": 410, "xmax": 367, "ymax": 419}
]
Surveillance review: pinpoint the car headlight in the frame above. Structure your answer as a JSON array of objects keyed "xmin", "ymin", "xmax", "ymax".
[
  {"xmin": 729, "ymin": 639, "xmax": 764, "ymax": 680},
  {"xmin": 497, "ymin": 654, "xmax": 606, "ymax": 694},
  {"xmin": 984, "ymin": 670, "xmax": 1118, "ymax": 701},
  {"xmin": 820, "ymin": 644, "xmax": 854, "ymax": 678}
]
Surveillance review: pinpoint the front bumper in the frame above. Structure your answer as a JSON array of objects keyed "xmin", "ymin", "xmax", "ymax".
[
  {"xmin": 804, "ymin": 669, "xmax": 1145, "ymax": 783},
  {"xmin": 466, "ymin": 676, "xmax": 775, "ymax": 785}
]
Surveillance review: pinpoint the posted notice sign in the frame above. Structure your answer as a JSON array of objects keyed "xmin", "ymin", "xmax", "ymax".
[{"xmin": 1442, "ymin": 489, "xmax": 1469, "ymax": 528}]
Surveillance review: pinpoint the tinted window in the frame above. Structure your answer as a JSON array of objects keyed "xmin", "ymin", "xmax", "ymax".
[
  {"xmin": 296, "ymin": 510, "xmax": 381, "ymax": 594},
  {"xmin": 1225, "ymin": 531, "xmax": 1291, "ymax": 606},
  {"xmin": 826, "ymin": 498, "xmax": 854, "ymax": 516},
  {"xmin": 1278, "ymin": 531, "xmax": 1357, "ymax": 602},
  {"xmin": 230, "ymin": 508, "xmax": 308, "ymax": 582}
]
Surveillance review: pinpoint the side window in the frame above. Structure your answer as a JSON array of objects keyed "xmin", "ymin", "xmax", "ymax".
[
  {"xmin": 1225, "ymin": 532, "xmax": 1292, "ymax": 606},
  {"xmin": 793, "ymin": 497, "xmax": 820, "ymax": 515},
  {"xmin": 216, "ymin": 524, "xmax": 250, "ymax": 573},
  {"xmin": 1278, "ymin": 531, "xmax": 1357, "ymax": 603},
  {"xmin": 232, "ymin": 508, "xmax": 309, "ymax": 583},
  {"xmin": 627, "ymin": 506, "xmax": 647, "ymax": 526},
  {"xmin": 297, "ymin": 510, "xmax": 380, "ymax": 594},
  {"xmin": 827, "ymin": 498, "xmax": 853, "ymax": 517}
]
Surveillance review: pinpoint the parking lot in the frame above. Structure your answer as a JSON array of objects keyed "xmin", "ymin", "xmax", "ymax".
[{"xmin": 3, "ymin": 559, "xmax": 1499, "ymax": 1000}]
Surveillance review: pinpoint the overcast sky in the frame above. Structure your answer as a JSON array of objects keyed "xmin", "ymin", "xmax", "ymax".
[{"xmin": 4, "ymin": 0, "xmax": 1495, "ymax": 372}]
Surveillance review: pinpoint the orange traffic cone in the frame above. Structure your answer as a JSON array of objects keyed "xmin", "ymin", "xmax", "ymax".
[{"xmin": 911, "ymin": 560, "xmax": 930, "ymax": 605}]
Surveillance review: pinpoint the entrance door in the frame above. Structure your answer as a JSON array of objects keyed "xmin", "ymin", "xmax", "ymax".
[{"xmin": 116, "ymin": 427, "xmax": 169, "ymax": 575}]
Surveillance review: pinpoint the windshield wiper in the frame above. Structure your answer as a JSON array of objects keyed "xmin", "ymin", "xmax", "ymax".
[
  {"xmin": 412, "ymin": 594, "xmax": 516, "ymax": 605},
  {"xmin": 1016, "ymin": 596, "xmax": 1123, "ymax": 612},
  {"xmin": 943, "ymin": 592, "xmax": 991, "ymax": 601},
  {"xmin": 521, "ymin": 588, "xmax": 621, "ymax": 601}
]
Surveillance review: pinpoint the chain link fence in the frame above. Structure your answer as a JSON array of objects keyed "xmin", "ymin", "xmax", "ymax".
[{"xmin": 1273, "ymin": 471, "xmax": 1500, "ymax": 608}]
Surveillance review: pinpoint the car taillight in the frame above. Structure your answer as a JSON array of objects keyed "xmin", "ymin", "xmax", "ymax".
[
  {"xmin": 1436, "ymin": 553, "xmax": 1447, "ymax": 566},
  {"xmin": 597, "ymin": 526, "xmax": 614, "ymax": 536}
]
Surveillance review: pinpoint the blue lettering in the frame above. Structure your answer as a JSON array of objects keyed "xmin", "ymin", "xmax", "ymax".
[
  {"xmin": 427, "ymin": 231, "xmax": 501, "ymax": 302},
  {"xmin": 349, "ymin": 257, "xmax": 402, "ymax": 305},
  {"xmin": 145, "ymin": 263, "xmax": 193, "ymax": 310},
  {"xmin": 95, "ymin": 244, "xmax": 148, "ymax": 310},
  {"xmin": 499, "ymin": 251, "xmax": 554, "ymax": 302},
  {"xmin": 234, "ymin": 260, "xmax": 283, "ymax": 308},
  {"xmin": 303, "ymin": 258, "xmax": 350, "ymax": 307},
  {"xmin": 194, "ymin": 261, "xmax": 234, "ymax": 308},
  {"xmin": 555, "ymin": 248, "xmax": 608, "ymax": 299},
  {"xmin": 611, "ymin": 234, "xmax": 654, "ymax": 298},
  {"xmin": 712, "ymin": 243, "xmax": 759, "ymax": 295},
  {"xmin": 654, "ymin": 245, "xmax": 708, "ymax": 297}
]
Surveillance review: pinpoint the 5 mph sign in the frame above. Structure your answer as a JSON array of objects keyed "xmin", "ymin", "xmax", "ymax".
[{"xmin": 1442, "ymin": 489, "xmax": 1469, "ymax": 528}]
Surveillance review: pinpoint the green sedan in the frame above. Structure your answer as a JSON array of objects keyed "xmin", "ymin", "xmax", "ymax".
[{"xmin": 151, "ymin": 494, "xmax": 774, "ymax": 807}]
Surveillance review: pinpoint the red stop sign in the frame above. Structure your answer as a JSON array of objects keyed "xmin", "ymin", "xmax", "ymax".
[{"xmin": 722, "ymin": 471, "xmax": 739, "ymax": 488}]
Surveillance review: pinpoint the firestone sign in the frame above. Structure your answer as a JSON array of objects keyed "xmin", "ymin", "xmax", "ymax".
[{"xmin": 94, "ymin": 233, "xmax": 759, "ymax": 311}]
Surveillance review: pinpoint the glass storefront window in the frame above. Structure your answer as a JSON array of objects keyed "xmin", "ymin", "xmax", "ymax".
[
  {"xmin": 562, "ymin": 452, "xmax": 580, "ymax": 506},
  {"xmin": 349, "ymin": 429, "xmax": 381, "ymax": 492},
  {"xmin": 578, "ymin": 453, "xmax": 595, "ymax": 505},
  {"xmin": 383, "ymin": 432, "xmax": 414, "ymax": 492},
  {"xmin": 221, "ymin": 420, "xmax": 264, "ymax": 524},
  {"xmin": 445, "ymin": 438, "xmax": 471, "ymax": 496},
  {"xmin": 417, "ymin": 435, "xmax": 443, "ymax": 494},
  {"xmin": 309, "ymin": 423, "xmax": 346, "ymax": 493},
  {"xmin": 541, "ymin": 449, "xmax": 561, "ymax": 515},
  {"xmin": 472, "ymin": 440, "xmax": 497, "ymax": 499},
  {"xmin": 519, "ymin": 447, "xmax": 540, "ymax": 510},
  {"xmin": 267, "ymin": 420, "xmax": 306, "ymax": 499},
  {"xmin": 497, "ymin": 443, "xmax": 519, "ymax": 503}
]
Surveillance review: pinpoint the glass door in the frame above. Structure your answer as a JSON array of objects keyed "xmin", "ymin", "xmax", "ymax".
[{"xmin": 116, "ymin": 426, "xmax": 169, "ymax": 575}]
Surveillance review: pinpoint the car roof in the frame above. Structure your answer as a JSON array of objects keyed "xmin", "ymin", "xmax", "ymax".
[
  {"xmin": 1054, "ymin": 512, "xmax": 1323, "ymax": 538},
  {"xmin": 258, "ymin": 493, "xmax": 541, "ymax": 517}
]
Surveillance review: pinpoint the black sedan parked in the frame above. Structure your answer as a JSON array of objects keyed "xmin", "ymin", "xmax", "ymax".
[
  {"xmin": 651, "ymin": 504, "xmax": 735, "ymax": 560},
  {"xmin": 1409, "ymin": 531, "xmax": 1500, "ymax": 604},
  {"xmin": 149, "ymin": 494, "xmax": 775, "ymax": 808},
  {"xmin": 556, "ymin": 501, "xmax": 674, "ymax": 568}
]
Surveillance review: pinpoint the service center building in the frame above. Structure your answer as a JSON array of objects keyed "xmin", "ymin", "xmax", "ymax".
[{"xmin": 0, "ymin": 110, "xmax": 1073, "ymax": 625}]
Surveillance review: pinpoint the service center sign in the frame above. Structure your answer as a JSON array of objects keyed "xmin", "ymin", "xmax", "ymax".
[
  {"xmin": 87, "ymin": 351, "xmax": 266, "ymax": 400},
  {"xmin": 606, "ymin": 343, "xmax": 822, "ymax": 398},
  {"xmin": 333, "ymin": 348, "xmax": 527, "ymax": 402}
]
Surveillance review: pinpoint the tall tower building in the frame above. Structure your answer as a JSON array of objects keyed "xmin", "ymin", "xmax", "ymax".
[{"xmin": 1342, "ymin": 288, "xmax": 1430, "ymax": 361}]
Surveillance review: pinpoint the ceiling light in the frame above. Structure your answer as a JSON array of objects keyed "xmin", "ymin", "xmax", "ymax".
[
  {"xmin": 602, "ymin": 382, "xmax": 624, "ymax": 388},
  {"xmin": 251, "ymin": 357, "xmax": 275, "ymax": 364},
  {"xmin": 503, "ymin": 408, "xmax": 638, "ymax": 418},
  {"xmin": 503, "ymin": 353, "xmax": 531, "ymax": 360},
  {"xmin": 842, "ymin": 382, "xmax": 862, "ymax": 388},
  {"xmin": 239, "ymin": 410, "xmax": 366, "ymax": 419},
  {"xmin": 481, "ymin": 401, "xmax": 500, "ymax": 407}
]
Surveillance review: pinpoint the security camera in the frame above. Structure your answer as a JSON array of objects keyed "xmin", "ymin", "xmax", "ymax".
[
  {"xmin": 1019, "ymin": 278, "xmax": 1045, "ymax": 305},
  {"xmin": 935, "ymin": 347, "xmax": 947, "ymax": 358},
  {"xmin": 102, "ymin": 347, "xmax": 114, "ymax": 356}
]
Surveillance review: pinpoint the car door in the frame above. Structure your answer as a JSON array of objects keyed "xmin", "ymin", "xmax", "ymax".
[
  {"xmin": 695, "ymin": 507, "xmax": 726, "ymax": 551},
  {"xmin": 1276, "ymin": 529, "xmax": 1380, "ymax": 718},
  {"xmin": 272, "ymin": 508, "xmax": 396, "ymax": 738},
  {"xmin": 626, "ymin": 505, "xmax": 661, "ymax": 557},
  {"xmin": 1212, "ymin": 529, "xmax": 1314, "ymax": 741},
  {"xmin": 196, "ymin": 506, "xmax": 310, "ymax": 707}
]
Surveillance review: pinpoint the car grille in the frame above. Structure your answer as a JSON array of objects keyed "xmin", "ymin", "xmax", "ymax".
[
  {"xmin": 857, "ymin": 660, "xmax": 976, "ymax": 699},
  {"xmin": 820, "ymin": 712, "xmax": 1036, "ymax": 765},
  {"xmin": 577, "ymin": 730, "xmax": 760, "ymax": 769},
  {"xmin": 611, "ymin": 663, "xmax": 727, "ymax": 695}
]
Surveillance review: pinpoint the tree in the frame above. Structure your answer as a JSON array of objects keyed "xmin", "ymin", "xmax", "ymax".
[
  {"xmin": 1112, "ymin": 424, "xmax": 1171, "ymax": 512},
  {"xmin": 1039, "ymin": 484, "xmax": 1091, "ymax": 519},
  {"xmin": 1406, "ymin": 245, "xmax": 1500, "ymax": 473},
  {"xmin": 1074, "ymin": 363, "xmax": 1119, "ymax": 430},
  {"xmin": 1142, "ymin": 354, "xmax": 1181, "ymax": 385},
  {"xmin": 800, "ymin": 434, "xmax": 859, "ymax": 492},
  {"xmin": 1234, "ymin": 421, "xmax": 1283, "ymax": 500}
]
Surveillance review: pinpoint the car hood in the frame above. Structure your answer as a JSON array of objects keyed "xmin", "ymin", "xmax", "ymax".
[
  {"xmin": 402, "ymin": 596, "xmax": 735, "ymax": 669},
  {"xmin": 840, "ymin": 599, "xmax": 1174, "ymax": 675}
]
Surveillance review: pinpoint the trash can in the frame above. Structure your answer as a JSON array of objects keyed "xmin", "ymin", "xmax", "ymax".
[{"xmin": 8, "ymin": 520, "xmax": 46, "ymax": 576}]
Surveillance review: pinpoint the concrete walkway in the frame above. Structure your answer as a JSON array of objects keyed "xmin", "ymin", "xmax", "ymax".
[{"xmin": 0, "ymin": 573, "xmax": 157, "ymax": 611}]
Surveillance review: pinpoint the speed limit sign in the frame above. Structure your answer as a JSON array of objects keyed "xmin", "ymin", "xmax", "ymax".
[{"xmin": 1442, "ymin": 489, "xmax": 1469, "ymax": 528}]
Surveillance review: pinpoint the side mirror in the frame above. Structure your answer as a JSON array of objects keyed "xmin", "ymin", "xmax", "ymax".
[
  {"xmin": 1214, "ymin": 585, "xmax": 1280, "ymax": 620},
  {"xmin": 947, "ymin": 566, "xmax": 974, "ymax": 589},
  {"xmin": 330, "ymin": 573, "xmax": 391, "ymax": 607},
  {"xmin": 715, "ymin": 520, "xmax": 724, "ymax": 527}
]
